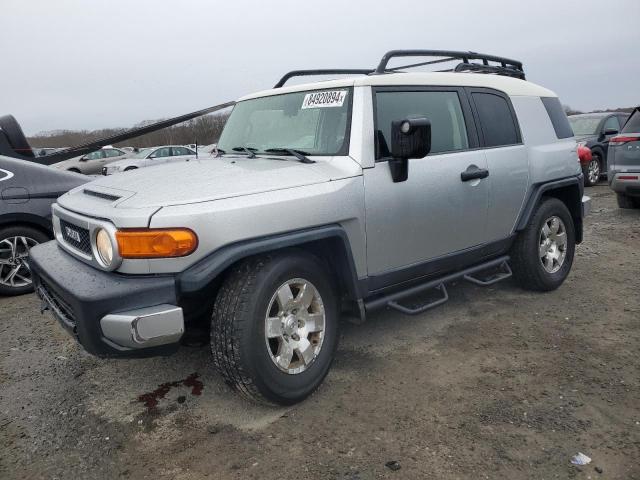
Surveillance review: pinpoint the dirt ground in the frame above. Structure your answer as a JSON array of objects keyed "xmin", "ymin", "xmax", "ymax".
[{"xmin": 1, "ymin": 185, "xmax": 639, "ymax": 480}]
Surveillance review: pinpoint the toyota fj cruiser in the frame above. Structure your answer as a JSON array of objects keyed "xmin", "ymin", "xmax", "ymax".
[{"xmin": 30, "ymin": 50, "xmax": 591, "ymax": 405}]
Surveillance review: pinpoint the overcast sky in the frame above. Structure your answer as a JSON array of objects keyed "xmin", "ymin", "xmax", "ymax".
[{"xmin": 2, "ymin": 0, "xmax": 639, "ymax": 135}]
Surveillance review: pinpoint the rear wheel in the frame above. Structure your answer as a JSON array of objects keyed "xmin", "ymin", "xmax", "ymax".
[
  {"xmin": 0, "ymin": 226, "xmax": 49, "ymax": 296},
  {"xmin": 210, "ymin": 252, "xmax": 339, "ymax": 405},
  {"xmin": 616, "ymin": 193, "xmax": 639, "ymax": 209},
  {"xmin": 510, "ymin": 198, "xmax": 575, "ymax": 292}
]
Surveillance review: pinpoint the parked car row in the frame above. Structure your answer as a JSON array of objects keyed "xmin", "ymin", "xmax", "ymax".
[
  {"xmin": 51, "ymin": 144, "xmax": 201, "ymax": 176},
  {"xmin": 568, "ymin": 111, "xmax": 630, "ymax": 186}
]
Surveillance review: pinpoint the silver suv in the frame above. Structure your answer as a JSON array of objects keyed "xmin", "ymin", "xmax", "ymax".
[{"xmin": 30, "ymin": 50, "xmax": 591, "ymax": 405}]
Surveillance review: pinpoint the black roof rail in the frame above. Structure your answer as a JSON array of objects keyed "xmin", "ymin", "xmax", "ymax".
[
  {"xmin": 274, "ymin": 69, "xmax": 374, "ymax": 88},
  {"xmin": 375, "ymin": 49, "xmax": 525, "ymax": 79},
  {"xmin": 274, "ymin": 50, "xmax": 526, "ymax": 87}
]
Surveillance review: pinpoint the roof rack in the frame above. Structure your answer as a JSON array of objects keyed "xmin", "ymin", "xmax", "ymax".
[{"xmin": 274, "ymin": 49, "xmax": 525, "ymax": 87}]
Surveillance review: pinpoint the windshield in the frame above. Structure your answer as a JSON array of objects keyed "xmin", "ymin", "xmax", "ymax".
[
  {"xmin": 217, "ymin": 88, "xmax": 352, "ymax": 156},
  {"xmin": 131, "ymin": 148, "xmax": 152, "ymax": 159},
  {"xmin": 568, "ymin": 116, "xmax": 602, "ymax": 136}
]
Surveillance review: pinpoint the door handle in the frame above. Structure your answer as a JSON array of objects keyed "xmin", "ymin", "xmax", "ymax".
[{"xmin": 461, "ymin": 166, "xmax": 489, "ymax": 182}]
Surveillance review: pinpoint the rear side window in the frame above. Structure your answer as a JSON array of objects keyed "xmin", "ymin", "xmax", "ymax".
[
  {"xmin": 472, "ymin": 92, "xmax": 520, "ymax": 147},
  {"xmin": 375, "ymin": 90, "xmax": 469, "ymax": 158},
  {"xmin": 541, "ymin": 97, "xmax": 574, "ymax": 139},
  {"xmin": 621, "ymin": 110, "xmax": 640, "ymax": 133}
]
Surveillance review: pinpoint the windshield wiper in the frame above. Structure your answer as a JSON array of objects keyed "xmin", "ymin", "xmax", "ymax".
[
  {"xmin": 231, "ymin": 146, "xmax": 257, "ymax": 158},
  {"xmin": 264, "ymin": 148, "xmax": 316, "ymax": 164}
]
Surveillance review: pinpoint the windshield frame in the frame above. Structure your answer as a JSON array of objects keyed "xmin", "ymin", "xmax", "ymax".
[{"xmin": 217, "ymin": 87, "xmax": 354, "ymax": 158}]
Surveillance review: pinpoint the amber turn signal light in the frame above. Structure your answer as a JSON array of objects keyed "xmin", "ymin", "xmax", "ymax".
[{"xmin": 116, "ymin": 229, "xmax": 198, "ymax": 258}]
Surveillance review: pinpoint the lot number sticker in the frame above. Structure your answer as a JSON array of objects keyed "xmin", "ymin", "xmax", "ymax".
[{"xmin": 302, "ymin": 90, "xmax": 348, "ymax": 109}]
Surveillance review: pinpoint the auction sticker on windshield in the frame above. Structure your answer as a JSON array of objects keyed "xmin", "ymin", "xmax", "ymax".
[{"xmin": 302, "ymin": 90, "xmax": 347, "ymax": 109}]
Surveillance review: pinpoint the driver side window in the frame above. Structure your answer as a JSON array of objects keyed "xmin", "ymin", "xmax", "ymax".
[
  {"xmin": 152, "ymin": 147, "xmax": 172, "ymax": 158},
  {"xmin": 375, "ymin": 90, "xmax": 469, "ymax": 159},
  {"xmin": 603, "ymin": 116, "xmax": 620, "ymax": 133},
  {"xmin": 84, "ymin": 151, "xmax": 104, "ymax": 161}
]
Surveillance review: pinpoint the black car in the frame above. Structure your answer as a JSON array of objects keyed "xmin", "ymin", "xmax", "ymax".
[
  {"xmin": 0, "ymin": 155, "xmax": 87, "ymax": 295},
  {"xmin": 569, "ymin": 112, "xmax": 630, "ymax": 186}
]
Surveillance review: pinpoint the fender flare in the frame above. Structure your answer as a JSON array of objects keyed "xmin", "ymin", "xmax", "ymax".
[
  {"xmin": 515, "ymin": 175, "xmax": 584, "ymax": 242},
  {"xmin": 177, "ymin": 224, "xmax": 363, "ymax": 300}
]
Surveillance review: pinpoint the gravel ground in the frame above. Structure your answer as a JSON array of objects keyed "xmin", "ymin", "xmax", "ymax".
[{"xmin": 1, "ymin": 185, "xmax": 639, "ymax": 480}]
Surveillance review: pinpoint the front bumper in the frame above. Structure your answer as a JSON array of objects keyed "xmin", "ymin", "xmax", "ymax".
[{"xmin": 30, "ymin": 241, "xmax": 183, "ymax": 358}]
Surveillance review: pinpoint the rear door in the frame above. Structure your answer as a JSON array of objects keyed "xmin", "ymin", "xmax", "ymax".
[
  {"xmin": 364, "ymin": 87, "xmax": 489, "ymax": 280},
  {"xmin": 170, "ymin": 146, "xmax": 196, "ymax": 163},
  {"xmin": 467, "ymin": 89, "xmax": 529, "ymax": 242}
]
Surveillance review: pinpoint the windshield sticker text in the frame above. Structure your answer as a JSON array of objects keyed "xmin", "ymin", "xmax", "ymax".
[{"xmin": 301, "ymin": 90, "xmax": 347, "ymax": 109}]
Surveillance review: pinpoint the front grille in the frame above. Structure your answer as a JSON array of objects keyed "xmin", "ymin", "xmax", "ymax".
[
  {"xmin": 60, "ymin": 219, "xmax": 92, "ymax": 255},
  {"xmin": 38, "ymin": 278, "xmax": 76, "ymax": 331}
]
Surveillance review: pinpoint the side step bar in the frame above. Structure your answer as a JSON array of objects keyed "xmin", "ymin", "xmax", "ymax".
[{"xmin": 364, "ymin": 256, "xmax": 512, "ymax": 316}]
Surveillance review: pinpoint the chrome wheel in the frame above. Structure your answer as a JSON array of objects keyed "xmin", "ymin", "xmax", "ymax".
[
  {"xmin": 587, "ymin": 158, "xmax": 600, "ymax": 184},
  {"xmin": 265, "ymin": 278, "xmax": 325, "ymax": 375},
  {"xmin": 0, "ymin": 236, "xmax": 38, "ymax": 288},
  {"xmin": 539, "ymin": 216, "xmax": 567, "ymax": 274}
]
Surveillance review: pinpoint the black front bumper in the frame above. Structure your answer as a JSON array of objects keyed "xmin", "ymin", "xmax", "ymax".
[{"xmin": 30, "ymin": 241, "xmax": 181, "ymax": 358}]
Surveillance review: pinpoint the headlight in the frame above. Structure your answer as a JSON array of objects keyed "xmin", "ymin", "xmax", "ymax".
[{"xmin": 95, "ymin": 228, "xmax": 114, "ymax": 267}]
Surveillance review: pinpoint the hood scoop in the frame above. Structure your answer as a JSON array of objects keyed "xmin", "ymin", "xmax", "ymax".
[{"xmin": 83, "ymin": 188, "xmax": 122, "ymax": 202}]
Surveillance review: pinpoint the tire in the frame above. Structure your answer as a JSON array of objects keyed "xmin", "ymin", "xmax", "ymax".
[
  {"xmin": 510, "ymin": 197, "xmax": 575, "ymax": 292},
  {"xmin": 0, "ymin": 115, "xmax": 34, "ymax": 158},
  {"xmin": 0, "ymin": 225, "xmax": 49, "ymax": 296},
  {"xmin": 211, "ymin": 251, "xmax": 339, "ymax": 405},
  {"xmin": 124, "ymin": 166, "xmax": 137, "ymax": 171},
  {"xmin": 67, "ymin": 168, "xmax": 81, "ymax": 173},
  {"xmin": 582, "ymin": 154, "xmax": 601, "ymax": 187},
  {"xmin": 616, "ymin": 193, "xmax": 639, "ymax": 209}
]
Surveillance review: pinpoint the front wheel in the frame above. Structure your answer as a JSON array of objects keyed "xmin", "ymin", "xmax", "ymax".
[
  {"xmin": 211, "ymin": 252, "xmax": 339, "ymax": 405},
  {"xmin": 510, "ymin": 198, "xmax": 575, "ymax": 292},
  {"xmin": 0, "ymin": 226, "xmax": 49, "ymax": 296},
  {"xmin": 582, "ymin": 155, "xmax": 601, "ymax": 187}
]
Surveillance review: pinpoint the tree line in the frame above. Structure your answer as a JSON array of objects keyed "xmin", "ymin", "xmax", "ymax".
[{"xmin": 27, "ymin": 112, "xmax": 230, "ymax": 149}]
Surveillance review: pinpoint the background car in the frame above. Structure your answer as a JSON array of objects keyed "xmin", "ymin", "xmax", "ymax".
[
  {"xmin": 102, "ymin": 145, "xmax": 196, "ymax": 175},
  {"xmin": 0, "ymin": 155, "xmax": 87, "ymax": 295},
  {"xmin": 608, "ymin": 107, "xmax": 640, "ymax": 209},
  {"xmin": 51, "ymin": 146, "xmax": 130, "ymax": 175},
  {"xmin": 568, "ymin": 112, "xmax": 630, "ymax": 186}
]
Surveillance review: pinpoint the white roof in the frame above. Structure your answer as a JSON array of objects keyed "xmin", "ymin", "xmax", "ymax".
[{"xmin": 239, "ymin": 72, "xmax": 556, "ymax": 101}]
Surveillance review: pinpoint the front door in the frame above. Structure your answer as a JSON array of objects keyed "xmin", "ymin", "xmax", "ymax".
[{"xmin": 364, "ymin": 88, "xmax": 489, "ymax": 280}]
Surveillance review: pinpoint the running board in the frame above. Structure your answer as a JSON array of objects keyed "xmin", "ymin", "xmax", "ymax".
[{"xmin": 364, "ymin": 256, "xmax": 511, "ymax": 316}]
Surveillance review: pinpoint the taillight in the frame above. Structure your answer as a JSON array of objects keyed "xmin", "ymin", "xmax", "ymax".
[
  {"xmin": 610, "ymin": 135, "xmax": 640, "ymax": 145},
  {"xmin": 618, "ymin": 175, "xmax": 639, "ymax": 180}
]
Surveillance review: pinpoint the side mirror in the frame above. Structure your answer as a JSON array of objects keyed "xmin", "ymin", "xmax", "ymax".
[
  {"xmin": 149, "ymin": 153, "xmax": 157, "ymax": 159},
  {"xmin": 389, "ymin": 117, "xmax": 432, "ymax": 182},
  {"xmin": 604, "ymin": 128, "xmax": 619, "ymax": 136},
  {"xmin": 79, "ymin": 156, "xmax": 88, "ymax": 162}
]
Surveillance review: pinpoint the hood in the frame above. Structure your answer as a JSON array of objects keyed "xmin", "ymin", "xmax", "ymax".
[{"xmin": 62, "ymin": 155, "xmax": 362, "ymax": 209}]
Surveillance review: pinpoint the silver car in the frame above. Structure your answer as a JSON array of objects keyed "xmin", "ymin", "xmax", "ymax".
[
  {"xmin": 102, "ymin": 145, "xmax": 196, "ymax": 175},
  {"xmin": 31, "ymin": 49, "xmax": 591, "ymax": 406},
  {"xmin": 52, "ymin": 147, "xmax": 130, "ymax": 175}
]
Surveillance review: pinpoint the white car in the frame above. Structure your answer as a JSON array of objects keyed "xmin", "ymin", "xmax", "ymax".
[{"xmin": 102, "ymin": 145, "xmax": 196, "ymax": 175}]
